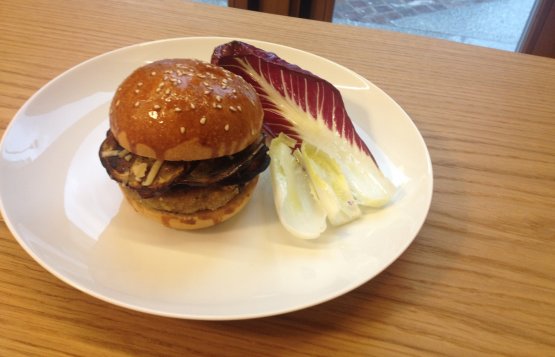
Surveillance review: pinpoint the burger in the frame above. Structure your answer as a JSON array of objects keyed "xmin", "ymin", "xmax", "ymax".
[{"xmin": 99, "ymin": 59, "xmax": 269, "ymax": 229}]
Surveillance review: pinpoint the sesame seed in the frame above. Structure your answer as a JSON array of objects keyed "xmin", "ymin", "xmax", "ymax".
[
  {"xmin": 165, "ymin": 89, "xmax": 171, "ymax": 95},
  {"xmin": 176, "ymin": 70, "xmax": 183, "ymax": 76},
  {"xmin": 115, "ymin": 99, "xmax": 120, "ymax": 107},
  {"xmin": 215, "ymin": 95, "xmax": 222, "ymax": 102},
  {"xmin": 163, "ymin": 75, "xmax": 169, "ymax": 80},
  {"xmin": 134, "ymin": 101, "xmax": 140, "ymax": 107},
  {"xmin": 151, "ymin": 71, "xmax": 156, "ymax": 76},
  {"xmin": 175, "ymin": 107, "xmax": 182, "ymax": 112},
  {"xmin": 203, "ymin": 81, "xmax": 209, "ymax": 87},
  {"xmin": 222, "ymin": 78, "xmax": 228, "ymax": 84},
  {"xmin": 229, "ymin": 106, "xmax": 237, "ymax": 112},
  {"xmin": 158, "ymin": 82, "xmax": 165, "ymax": 87},
  {"xmin": 165, "ymin": 98, "xmax": 171, "ymax": 102},
  {"xmin": 154, "ymin": 104, "xmax": 161, "ymax": 110},
  {"xmin": 204, "ymin": 90, "xmax": 211, "ymax": 95},
  {"xmin": 232, "ymin": 89, "xmax": 237, "ymax": 94},
  {"xmin": 148, "ymin": 111, "xmax": 158, "ymax": 120},
  {"xmin": 164, "ymin": 70, "xmax": 172, "ymax": 74},
  {"xmin": 224, "ymin": 124, "xmax": 229, "ymax": 131},
  {"xmin": 170, "ymin": 77, "xmax": 177, "ymax": 82},
  {"xmin": 190, "ymin": 103, "xmax": 196, "ymax": 109},
  {"xmin": 177, "ymin": 79, "xmax": 182, "ymax": 84},
  {"xmin": 180, "ymin": 127, "xmax": 186, "ymax": 134},
  {"xmin": 237, "ymin": 105, "xmax": 242, "ymax": 112},
  {"xmin": 197, "ymin": 74, "xmax": 206, "ymax": 78},
  {"xmin": 117, "ymin": 87, "xmax": 122, "ymax": 91},
  {"xmin": 134, "ymin": 89, "xmax": 140, "ymax": 94},
  {"xmin": 156, "ymin": 88, "xmax": 161, "ymax": 93},
  {"xmin": 200, "ymin": 116, "xmax": 207, "ymax": 124},
  {"xmin": 137, "ymin": 82, "xmax": 144, "ymax": 87},
  {"xmin": 216, "ymin": 104, "xmax": 222, "ymax": 109}
]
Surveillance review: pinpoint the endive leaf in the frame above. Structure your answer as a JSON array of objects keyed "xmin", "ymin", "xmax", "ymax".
[
  {"xmin": 268, "ymin": 134, "xmax": 326, "ymax": 239},
  {"xmin": 299, "ymin": 142, "xmax": 361, "ymax": 226}
]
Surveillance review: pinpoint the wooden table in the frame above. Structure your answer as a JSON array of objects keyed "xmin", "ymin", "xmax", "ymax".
[{"xmin": 1, "ymin": 1, "xmax": 554, "ymax": 355}]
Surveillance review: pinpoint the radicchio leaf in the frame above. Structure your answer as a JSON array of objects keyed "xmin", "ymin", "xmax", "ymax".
[
  {"xmin": 212, "ymin": 41, "xmax": 396, "ymax": 215},
  {"xmin": 211, "ymin": 41, "xmax": 373, "ymax": 160}
]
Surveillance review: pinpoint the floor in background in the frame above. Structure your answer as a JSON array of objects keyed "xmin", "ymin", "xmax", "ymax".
[
  {"xmin": 334, "ymin": 0, "xmax": 536, "ymax": 51},
  {"xmin": 191, "ymin": 0, "xmax": 536, "ymax": 51}
]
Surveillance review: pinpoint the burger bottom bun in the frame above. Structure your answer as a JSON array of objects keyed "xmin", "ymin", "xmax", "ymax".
[{"xmin": 121, "ymin": 177, "xmax": 259, "ymax": 230}]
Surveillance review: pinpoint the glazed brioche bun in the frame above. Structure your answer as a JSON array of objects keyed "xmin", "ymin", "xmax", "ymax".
[
  {"xmin": 121, "ymin": 177, "xmax": 258, "ymax": 230},
  {"xmin": 110, "ymin": 58, "xmax": 263, "ymax": 161}
]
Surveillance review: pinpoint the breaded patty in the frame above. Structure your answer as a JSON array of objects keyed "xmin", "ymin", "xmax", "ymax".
[{"xmin": 121, "ymin": 185, "xmax": 240, "ymax": 214}]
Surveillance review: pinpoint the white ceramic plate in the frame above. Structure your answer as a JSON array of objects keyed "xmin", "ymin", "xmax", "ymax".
[{"xmin": 0, "ymin": 37, "xmax": 432, "ymax": 320}]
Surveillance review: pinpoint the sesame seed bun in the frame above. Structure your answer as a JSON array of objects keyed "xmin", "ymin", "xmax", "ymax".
[
  {"xmin": 110, "ymin": 59, "xmax": 264, "ymax": 161},
  {"xmin": 121, "ymin": 177, "xmax": 258, "ymax": 230}
]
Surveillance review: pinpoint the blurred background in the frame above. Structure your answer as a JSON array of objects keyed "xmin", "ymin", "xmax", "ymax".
[{"xmin": 192, "ymin": 0, "xmax": 554, "ymax": 57}]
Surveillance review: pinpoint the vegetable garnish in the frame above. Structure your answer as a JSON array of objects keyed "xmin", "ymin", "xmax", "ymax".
[
  {"xmin": 269, "ymin": 134, "xmax": 326, "ymax": 239},
  {"xmin": 212, "ymin": 41, "xmax": 396, "ymax": 238}
]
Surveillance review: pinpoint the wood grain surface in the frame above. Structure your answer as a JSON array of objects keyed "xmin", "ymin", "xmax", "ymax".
[{"xmin": 1, "ymin": 0, "xmax": 555, "ymax": 355}]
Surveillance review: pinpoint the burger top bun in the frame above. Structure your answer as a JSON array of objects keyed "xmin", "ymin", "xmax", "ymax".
[{"xmin": 110, "ymin": 59, "xmax": 263, "ymax": 161}]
